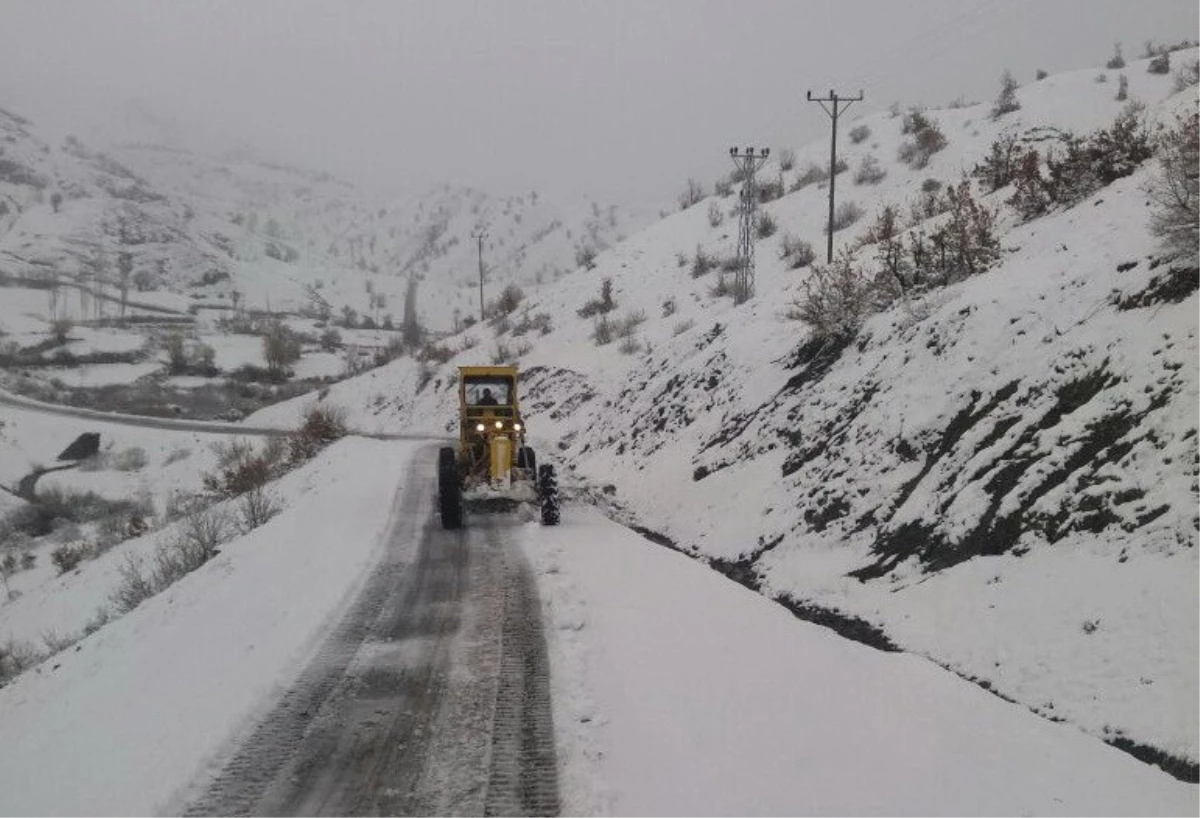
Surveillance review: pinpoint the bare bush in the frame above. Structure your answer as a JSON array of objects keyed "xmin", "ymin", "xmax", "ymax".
[
  {"xmin": 714, "ymin": 177, "xmax": 734, "ymax": 197},
  {"xmin": 1174, "ymin": 58, "xmax": 1200, "ymax": 91},
  {"xmin": 672, "ymin": 318, "xmax": 695, "ymax": 336},
  {"xmin": 1148, "ymin": 111, "xmax": 1199, "ymax": 261},
  {"xmin": 756, "ymin": 211, "xmax": 778, "ymax": 239},
  {"xmin": 577, "ymin": 277, "xmax": 616, "ymax": 317},
  {"xmin": 778, "ymin": 148, "xmax": 796, "ymax": 171},
  {"xmin": 1116, "ymin": 73, "xmax": 1129, "ymax": 101},
  {"xmin": 511, "ymin": 311, "xmax": 553, "ymax": 337},
  {"xmin": 707, "ymin": 201, "xmax": 724, "ymax": 227},
  {"xmin": 849, "ymin": 124, "xmax": 871, "ymax": 145},
  {"xmin": 1105, "ymin": 42, "xmax": 1125, "ymax": 70},
  {"xmin": 1148, "ymin": 51, "xmax": 1170, "ymax": 75},
  {"xmin": 614, "ymin": 309, "xmax": 646, "ymax": 339},
  {"xmin": 780, "ymin": 234, "xmax": 816, "ymax": 269},
  {"xmin": 853, "ymin": 155, "xmax": 887, "ymax": 185},
  {"xmin": 238, "ymin": 486, "xmax": 280, "ymax": 533},
  {"xmin": 574, "ymin": 243, "xmax": 598, "ymax": 270},
  {"xmin": 617, "ymin": 336, "xmax": 642, "ymax": 356},
  {"xmin": 0, "ymin": 639, "xmax": 40, "ymax": 685},
  {"xmin": 898, "ymin": 110, "xmax": 948, "ymax": 168},
  {"xmin": 262, "ymin": 320, "xmax": 301, "ymax": 376},
  {"xmin": 691, "ymin": 246, "xmax": 717, "ymax": 278},
  {"xmin": 790, "ymin": 250, "xmax": 891, "ymax": 339},
  {"xmin": 991, "ymin": 70, "xmax": 1021, "ymax": 119},
  {"xmin": 495, "ymin": 283, "xmax": 524, "ymax": 316},
  {"xmin": 592, "ymin": 314, "xmax": 613, "ymax": 346},
  {"xmin": 791, "ymin": 162, "xmax": 828, "ymax": 190},
  {"xmin": 288, "ymin": 402, "xmax": 348, "ymax": 462},
  {"xmin": 827, "ymin": 201, "xmax": 865, "ymax": 233},
  {"xmin": 111, "ymin": 554, "xmax": 155, "ymax": 613},
  {"xmin": 678, "ymin": 178, "xmax": 706, "ymax": 210}
]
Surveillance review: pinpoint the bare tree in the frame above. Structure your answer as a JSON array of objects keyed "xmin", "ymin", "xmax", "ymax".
[{"xmin": 1148, "ymin": 111, "xmax": 1199, "ymax": 260}]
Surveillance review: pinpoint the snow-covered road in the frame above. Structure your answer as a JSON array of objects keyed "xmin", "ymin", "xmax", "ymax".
[{"xmin": 0, "ymin": 440, "xmax": 1194, "ymax": 815}]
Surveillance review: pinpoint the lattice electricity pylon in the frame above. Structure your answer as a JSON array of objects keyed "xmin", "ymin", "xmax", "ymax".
[{"xmin": 729, "ymin": 146, "xmax": 770, "ymax": 304}]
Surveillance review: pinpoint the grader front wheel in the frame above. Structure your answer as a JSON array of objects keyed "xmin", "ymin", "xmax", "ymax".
[
  {"xmin": 438, "ymin": 446, "xmax": 463, "ymax": 529},
  {"xmin": 538, "ymin": 464, "xmax": 560, "ymax": 526}
]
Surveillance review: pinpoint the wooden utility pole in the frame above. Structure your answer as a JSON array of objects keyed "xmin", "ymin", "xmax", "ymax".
[
  {"xmin": 472, "ymin": 229, "xmax": 487, "ymax": 322},
  {"xmin": 807, "ymin": 89, "xmax": 863, "ymax": 262}
]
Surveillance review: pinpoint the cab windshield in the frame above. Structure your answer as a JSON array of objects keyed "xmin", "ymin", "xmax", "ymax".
[{"xmin": 464, "ymin": 377, "xmax": 513, "ymax": 408}]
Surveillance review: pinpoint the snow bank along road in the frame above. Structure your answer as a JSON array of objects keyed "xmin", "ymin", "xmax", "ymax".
[{"xmin": 184, "ymin": 444, "xmax": 559, "ymax": 816}]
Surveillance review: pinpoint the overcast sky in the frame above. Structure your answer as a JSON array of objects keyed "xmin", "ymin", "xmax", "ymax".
[{"xmin": 0, "ymin": 1, "xmax": 1196, "ymax": 204}]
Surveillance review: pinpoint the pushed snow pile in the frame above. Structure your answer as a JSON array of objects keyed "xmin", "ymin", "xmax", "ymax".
[{"xmin": 258, "ymin": 49, "xmax": 1200, "ymax": 778}]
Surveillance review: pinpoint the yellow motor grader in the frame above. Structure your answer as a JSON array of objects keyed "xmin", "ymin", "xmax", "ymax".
[{"xmin": 438, "ymin": 365, "xmax": 559, "ymax": 529}]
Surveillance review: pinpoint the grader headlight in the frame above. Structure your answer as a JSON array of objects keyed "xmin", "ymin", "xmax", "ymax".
[
  {"xmin": 476, "ymin": 423, "xmax": 486, "ymax": 432},
  {"xmin": 494, "ymin": 420, "xmax": 503, "ymax": 429},
  {"xmin": 513, "ymin": 423, "xmax": 521, "ymax": 431}
]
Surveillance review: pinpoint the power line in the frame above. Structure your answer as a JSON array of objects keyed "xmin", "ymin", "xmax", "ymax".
[
  {"xmin": 807, "ymin": 89, "xmax": 863, "ymax": 264},
  {"xmin": 729, "ymin": 146, "xmax": 771, "ymax": 304}
]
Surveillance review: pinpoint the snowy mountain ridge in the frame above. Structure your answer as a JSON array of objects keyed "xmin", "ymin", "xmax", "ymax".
[
  {"xmin": 1, "ymin": 108, "xmax": 657, "ymax": 333},
  {"xmin": 249, "ymin": 49, "xmax": 1200, "ymax": 777}
]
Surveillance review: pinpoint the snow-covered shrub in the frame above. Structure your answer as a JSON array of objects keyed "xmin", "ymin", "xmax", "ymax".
[
  {"xmin": 849, "ymin": 124, "xmax": 871, "ymax": 144},
  {"xmin": 51, "ymin": 543, "xmax": 86, "ymax": 574},
  {"xmin": 756, "ymin": 211, "xmax": 778, "ymax": 239},
  {"xmin": 574, "ymin": 243, "xmax": 598, "ymax": 270},
  {"xmin": 707, "ymin": 201, "xmax": 723, "ymax": 227},
  {"xmin": 778, "ymin": 148, "xmax": 796, "ymax": 171},
  {"xmin": 790, "ymin": 250, "xmax": 888, "ymax": 339},
  {"xmin": 908, "ymin": 179, "xmax": 1000, "ymax": 288},
  {"xmin": 973, "ymin": 133, "xmax": 1023, "ymax": 192},
  {"xmin": 1008, "ymin": 104, "xmax": 1154, "ymax": 219},
  {"xmin": 827, "ymin": 201, "xmax": 865, "ymax": 233},
  {"xmin": 853, "ymin": 155, "xmax": 887, "ymax": 185},
  {"xmin": 1148, "ymin": 111, "xmax": 1199, "ymax": 262},
  {"xmin": 592, "ymin": 314, "xmax": 614, "ymax": 346},
  {"xmin": 690, "ymin": 246, "xmax": 717, "ymax": 279},
  {"xmin": 511, "ymin": 311, "xmax": 553, "ymax": 337},
  {"xmin": 1105, "ymin": 42, "xmax": 1126, "ymax": 70},
  {"xmin": 898, "ymin": 110, "xmax": 948, "ymax": 169},
  {"xmin": 757, "ymin": 175, "xmax": 785, "ymax": 203},
  {"xmin": 991, "ymin": 70, "xmax": 1021, "ymax": 119},
  {"xmin": 678, "ymin": 178, "xmax": 706, "ymax": 210},
  {"xmin": 237, "ymin": 486, "xmax": 280, "ymax": 533},
  {"xmin": 1116, "ymin": 73, "xmax": 1129, "ymax": 101},
  {"xmin": 714, "ymin": 177, "xmax": 734, "ymax": 197},
  {"xmin": 672, "ymin": 318, "xmax": 695, "ymax": 336},
  {"xmin": 1148, "ymin": 51, "xmax": 1170, "ymax": 74},
  {"xmin": 577, "ymin": 277, "xmax": 617, "ymax": 316},
  {"xmin": 287, "ymin": 402, "xmax": 347, "ymax": 462},
  {"xmin": 780, "ymin": 233, "xmax": 816, "ymax": 269},
  {"xmin": 791, "ymin": 162, "xmax": 829, "ymax": 191},
  {"xmin": 1173, "ymin": 58, "xmax": 1200, "ymax": 91}
]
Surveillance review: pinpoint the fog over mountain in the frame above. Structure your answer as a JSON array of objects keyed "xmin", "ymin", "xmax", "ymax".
[{"xmin": 1, "ymin": 1, "xmax": 1196, "ymax": 202}]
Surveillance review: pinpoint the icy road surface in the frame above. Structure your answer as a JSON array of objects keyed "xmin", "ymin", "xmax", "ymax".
[{"xmin": 184, "ymin": 446, "xmax": 558, "ymax": 816}]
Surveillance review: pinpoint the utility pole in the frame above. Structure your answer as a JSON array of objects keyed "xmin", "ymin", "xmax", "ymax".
[
  {"xmin": 472, "ymin": 228, "xmax": 487, "ymax": 322},
  {"xmin": 807, "ymin": 89, "xmax": 863, "ymax": 263},
  {"xmin": 729, "ymin": 146, "xmax": 770, "ymax": 304}
]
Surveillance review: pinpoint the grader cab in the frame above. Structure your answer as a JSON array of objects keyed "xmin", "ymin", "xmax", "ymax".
[{"xmin": 437, "ymin": 365, "xmax": 559, "ymax": 529}]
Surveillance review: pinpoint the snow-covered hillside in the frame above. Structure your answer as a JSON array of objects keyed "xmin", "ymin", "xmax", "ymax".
[
  {"xmin": 250, "ymin": 49, "xmax": 1200, "ymax": 777},
  {"xmin": 1, "ymin": 109, "xmax": 657, "ymax": 335}
]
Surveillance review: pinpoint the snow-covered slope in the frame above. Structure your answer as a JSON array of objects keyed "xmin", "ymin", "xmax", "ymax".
[
  {"xmin": 1, "ymin": 108, "xmax": 657, "ymax": 334},
  {"xmin": 250, "ymin": 49, "xmax": 1200, "ymax": 775}
]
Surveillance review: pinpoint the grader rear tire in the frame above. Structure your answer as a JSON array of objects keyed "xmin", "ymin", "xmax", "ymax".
[
  {"xmin": 538, "ymin": 464, "xmax": 560, "ymax": 526},
  {"xmin": 438, "ymin": 446, "xmax": 463, "ymax": 529}
]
